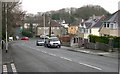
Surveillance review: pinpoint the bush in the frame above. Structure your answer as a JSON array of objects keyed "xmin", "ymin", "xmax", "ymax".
[
  {"xmin": 88, "ymin": 35, "xmax": 120, "ymax": 48},
  {"xmin": 113, "ymin": 37, "xmax": 120, "ymax": 48}
]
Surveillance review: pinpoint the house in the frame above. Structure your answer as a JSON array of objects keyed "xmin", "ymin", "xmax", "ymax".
[
  {"xmin": 67, "ymin": 19, "xmax": 82, "ymax": 47},
  {"xmin": 36, "ymin": 20, "xmax": 61, "ymax": 37},
  {"xmin": 68, "ymin": 19, "xmax": 82, "ymax": 35},
  {"xmin": 99, "ymin": 10, "xmax": 120, "ymax": 37},
  {"xmin": 57, "ymin": 20, "xmax": 69, "ymax": 35},
  {"xmin": 77, "ymin": 15, "xmax": 105, "ymax": 46}
]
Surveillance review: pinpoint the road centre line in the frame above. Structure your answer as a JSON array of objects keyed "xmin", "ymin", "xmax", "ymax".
[
  {"xmin": 33, "ymin": 46, "xmax": 102, "ymax": 71},
  {"xmin": 60, "ymin": 57, "xmax": 72, "ymax": 61},
  {"xmin": 48, "ymin": 53, "xmax": 57, "ymax": 56},
  {"xmin": 78, "ymin": 62, "xmax": 102, "ymax": 70},
  {"xmin": 11, "ymin": 63, "xmax": 17, "ymax": 72},
  {"xmin": 3, "ymin": 65, "xmax": 8, "ymax": 73}
]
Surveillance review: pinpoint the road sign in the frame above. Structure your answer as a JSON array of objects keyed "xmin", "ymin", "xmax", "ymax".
[{"xmin": 0, "ymin": 0, "xmax": 19, "ymax": 2}]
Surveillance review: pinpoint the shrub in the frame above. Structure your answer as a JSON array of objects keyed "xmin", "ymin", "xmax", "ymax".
[{"xmin": 88, "ymin": 35, "xmax": 120, "ymax": 48}]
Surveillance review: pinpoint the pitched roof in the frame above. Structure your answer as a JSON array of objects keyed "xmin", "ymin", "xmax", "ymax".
[
  {"xmin": 70, "ymin": 19, "xmax": 82, "ymax": 26},
  {"xmin": 107, "ymin": 10, "xmax": 119, "ymax": 23},
  {"xmin": 84, "ymin": 22, "xmax": 92, "ymax": 28},
  {"xmin": 82, "ymin": 15, "xmax": 104, "ymax": 28},
  {"xmin": 92, "ymin": 15, "xmax": 105, "ymax": 28},
  {"xmin": 98, "ymin": 10, "xmax": 120, "ymax": 32}
]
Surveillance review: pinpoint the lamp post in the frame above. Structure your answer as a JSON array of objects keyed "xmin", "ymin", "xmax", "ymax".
[{"xmin": 0, "ymin": 0, "xmax": 19, "ymax": 53}]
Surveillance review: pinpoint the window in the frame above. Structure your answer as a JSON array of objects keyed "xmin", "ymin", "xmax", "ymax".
[
  {"xmin": 107, "ymin": 22, "xmax": 110, "ymax": 28},
  {"xmin": 46, "ymin": 27, "xmax": 49, "ymax": 29},
  {"xmin": 104, "ymin": 23, "xmax": 106, "ymax": 27},
  {"xmin": 57, "ymin": 27, "xmax": 59, "ymax": 29},
  {"xmin": 71, "ymin": 27, "xmax": 73, "ymax": 29},
  {"xmin": 110, "ymin": 23, "xmax": 113, "ymax": 29},
  {"xmin": 89, "ymin": 29, "xmax": 91, "ymax": 33},
  {"xmin": 110, "ymin": 23, "xmax": 117, "ymax": 29},
  {"xmin": 74, "ymin": 38, "xmax": 75, "ymax": 43},
  {"xmin": 53, "ymin": 27, "xmax": 55, "ymax": 29},
  {"xmin": 81, "ymin": 29, "xmax": 84, "ymax": 33},
  {"xmin": 85, "ymin": 29, "xmax": 88, "ymax": 33}
]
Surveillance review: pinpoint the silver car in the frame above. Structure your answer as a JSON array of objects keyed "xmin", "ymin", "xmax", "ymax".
[
  {"xmin": 36, "ymin": 38, "xmax": 47, "ymax": 46},
  {"xmin": 44, "ymin": 37, "xmax": 61, "ymax": 48}
]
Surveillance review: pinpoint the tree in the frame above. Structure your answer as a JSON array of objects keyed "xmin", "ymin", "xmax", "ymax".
[{"xmin": 2, "ymin": 2, "xmax": 25, "ymax": 40}]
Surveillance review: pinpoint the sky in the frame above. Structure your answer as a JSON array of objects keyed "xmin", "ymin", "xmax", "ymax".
[{"xmin": 21, "ymin": 0, "xmax": 120, "ymax": 14}]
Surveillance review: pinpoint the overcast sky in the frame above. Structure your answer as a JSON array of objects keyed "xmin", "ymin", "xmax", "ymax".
[{"xmin": 21, "ymin": 0, "xmax": 119, "ymax": 14}]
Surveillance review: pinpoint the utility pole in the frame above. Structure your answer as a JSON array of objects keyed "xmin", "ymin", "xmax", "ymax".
[
  {"xmin": 5, "ymin": 2, "xmax": 8, "ymax": 53},
  {"xmin": 0, "ymin": 1, "xmax": 2, "ymax": 41},
  {"xmin": 0, "ymin": 1, "xmax": 2, "ymax": 49},
  {"xmin": 43, "ymin": 13, "xmax": 46, "ymax": 42},
  {"xmin": 49, "ymin": 15, "xmax": 51, "ymax": 37}
]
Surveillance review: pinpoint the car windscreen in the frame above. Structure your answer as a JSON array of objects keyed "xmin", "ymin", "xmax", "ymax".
[{"xmin": 50, "ymin": 38, "xmax": 59, "ymax": 41}]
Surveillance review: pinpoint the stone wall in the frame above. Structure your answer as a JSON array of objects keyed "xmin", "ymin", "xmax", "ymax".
[{"xmin": 84, "ymin": 42, "xmax": 111, "ymax": 51}]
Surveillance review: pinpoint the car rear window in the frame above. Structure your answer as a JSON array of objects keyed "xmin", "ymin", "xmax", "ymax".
[{"xmin": 50, "ymin": 38, "xmax": 59, "ymax": 41}]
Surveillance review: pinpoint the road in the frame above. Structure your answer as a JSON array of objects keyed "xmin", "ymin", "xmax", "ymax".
[{"xmin": 8, "ymin": 39, "xmax": 118, "ymax": 72}]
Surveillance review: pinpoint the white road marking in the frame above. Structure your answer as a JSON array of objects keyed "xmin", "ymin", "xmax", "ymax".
[
  {"xmin": 43, "ymin": 51, "xmax": 47, "ymax": 53},
  {"xmin": 49, "ymin": 53, "xmax": 56, "ymax": 56},
  {"xmin": 26, "ymin": 45, "xmax": 102, "ymax": 71},
  {"xmin": 79, "ymin": 62, "xmax": 102, "ymax": 70},
  {"xmin": 60, "ymin": 57, "xmax": 72, "ymax": 61},
  {"xmin": 3, "ymin": 65, "xmax": 7, "ymax": 73},
  {"xmin": 11, "ymin": 63, "xmax": 17, "ymax": 72},
  {"xmin": 36, "ymin": 49, "xmax": 39, "ymax": 51}
]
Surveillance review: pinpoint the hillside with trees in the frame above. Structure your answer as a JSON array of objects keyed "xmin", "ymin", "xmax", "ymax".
[
  {"xmin": 23, "ymin": 5, "xmax": 111, "ymax": 37},
  {"xmin": 49, "ymin": 5, "xmax": 110, "ymax": 23}
]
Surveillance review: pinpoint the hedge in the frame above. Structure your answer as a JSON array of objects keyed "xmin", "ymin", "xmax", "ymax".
[{"xmin": 88, "ymin": 35, "xmax": 120, "ymax": 48}]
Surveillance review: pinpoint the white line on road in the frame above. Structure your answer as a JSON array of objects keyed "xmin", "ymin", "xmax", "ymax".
[
  {"xmin": 60, "ymin": 57, "xmax": 72, "ymax": 61},
  {"xmin": 78, "ymin": 62, "xmax": 102, "ymax": 70},
  {"xmin": 42, "ymin": 51, "xmax": 47, "ymax": 53},
  {"xmin": 3, "ymin": 65, "xmax": 7, "ymax": 73},
  {"xmin": 49, "ymin": 53, "xmax": 57, "ymax": 56},
  {"xmin": 32, "ymin": 46, "xmax": 102, "ymax": 71},
  {"xmin": 11, "ymin": 63, "xmax": 17, "ymax": 72},
  {"xmin": 36, "ymin": 49, "xmax": 39, "ymax": 51}
]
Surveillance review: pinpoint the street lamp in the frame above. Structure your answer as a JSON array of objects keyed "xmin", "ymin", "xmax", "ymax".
[{"xmin": 0, "ymin": 0, "xmax": 19, "ymax": 53}]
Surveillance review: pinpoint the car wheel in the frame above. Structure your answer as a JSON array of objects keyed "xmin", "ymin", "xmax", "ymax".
[{"xmin": 57, "ymin": 45, "xmax": 61, "ymax": 48}]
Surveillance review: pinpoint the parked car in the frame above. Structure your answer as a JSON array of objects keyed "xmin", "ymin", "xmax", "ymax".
[
  {"xmin": 21, "ymin": 37, "xmax": 29, "ymax": 40},
  {"xmin": 36, "ymin": 38, "xmax": 48, "ymax": 46},
  {"xmin": 44, "ymin": 37, "xmax": 61, "ymax": 48}
]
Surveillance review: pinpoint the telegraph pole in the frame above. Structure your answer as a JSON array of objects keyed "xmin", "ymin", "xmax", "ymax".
[
  {"xmin": 49, "ymin": 15, "xmax": 51, "ymax": 37},
  {"xmin": 43, "ymin": 13, "xmax": 46, "ymax": 42},
  {"xmin": 0, "ymin": 1, "xmax": 2, "ymax": 49},
  {"xmin": 5, "ymin": 2, "xmax": 8, "ymax": 53}
]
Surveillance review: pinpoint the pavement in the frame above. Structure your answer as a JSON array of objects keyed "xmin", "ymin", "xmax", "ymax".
[
  {"xmin": 62, "ymin": 46, "xmax": 119, "ymax": 59},
  {"xmin": 0, "ymin": 49, "xmax": 2, "ymax": 74}
]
